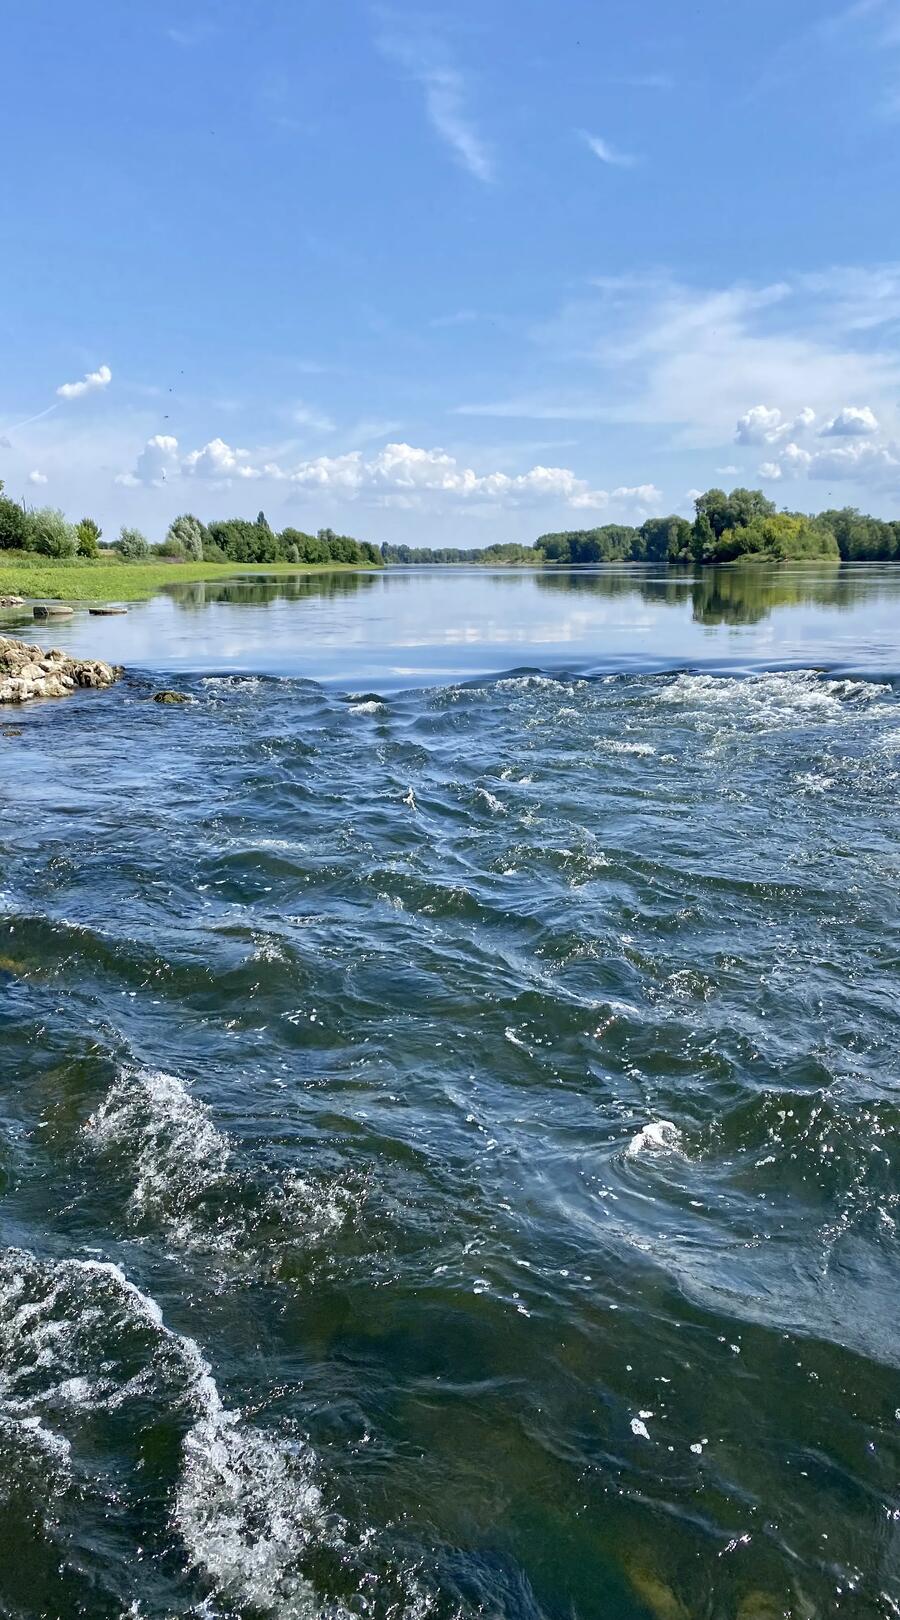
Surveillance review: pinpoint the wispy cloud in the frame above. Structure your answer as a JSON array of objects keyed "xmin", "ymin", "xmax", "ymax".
[
  {"xmin": 580, "ymin": 131, "xmax": 637, "ymax": 168},
  {"xmin": 292, "ymin": 401, "xmax": 336, "ymax": 433},
  {"xmin": 377, "ymin": 27, "xmax": 495, "ymax": 182}
]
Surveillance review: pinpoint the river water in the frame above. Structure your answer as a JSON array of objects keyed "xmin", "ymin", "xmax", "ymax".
[{"xmin": 1, "ymin": 566, "xmax": 899, "ymax": 1620}]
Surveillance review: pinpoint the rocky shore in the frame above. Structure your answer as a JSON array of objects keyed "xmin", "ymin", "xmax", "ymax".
[{"xmin": 0, "ymin": 635, "xmax": 121, "ymax": 704}]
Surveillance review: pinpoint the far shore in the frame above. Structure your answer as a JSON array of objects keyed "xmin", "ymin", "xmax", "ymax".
[{"xmin": 0, "ymin": 555, "xmax": 381, "ymax": 605}]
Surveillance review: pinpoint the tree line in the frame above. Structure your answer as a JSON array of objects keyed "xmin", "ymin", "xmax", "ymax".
[
  {"xmin": 0, "ymin": 489, "xmax": 382, "ymax": 567},
  {"xmin": 2, "ymin": 480, "xmax": 900, "ymax": 568},
  {"xmin": 384, "ymin": 491, "xmax": 900, "ymax": 565}
]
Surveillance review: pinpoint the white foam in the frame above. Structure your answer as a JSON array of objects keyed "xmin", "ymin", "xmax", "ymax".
[
  {"xmin": 0, "ymin": 1250, "xmax": 332, "ymax": 1617},
  {"xmin": 476, "ymin": 788, "xmax": 506, "ymax": 814},
  {"xmin": 626, "ymin": 1120, "xmax": 684, "ymax": 1158},
  {"xmin": 348, "ymin": 700, "xmax": 384, "ymax": 715},
  {"xmin": 84, "ymin": 1068, "xmax": 230, "ymax": 1234}
]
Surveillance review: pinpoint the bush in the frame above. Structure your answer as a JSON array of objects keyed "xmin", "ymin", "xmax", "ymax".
[
  {"xmin": 116, "ymin": 525, "xmax": 150, "ymax": 560},
  {"xmin": 166, "ymin": 513, "xmax": 208, "ymax": 561},
  {"xmin": 75, "ymin": 517, "xmax": 102, "ymax": 558},
  {"xmin": 29, "ymin": 507, "xmax": 78, "ymax": 558},
  {"xmin": 0, "ymin": 495, "xmax": 32, "ymax": 551}
]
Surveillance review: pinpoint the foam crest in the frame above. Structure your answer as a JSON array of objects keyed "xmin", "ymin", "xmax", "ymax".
[
  {"xmin": 0, "ymin": 1250, "xmax": 332, "ymax": 1616},
  {"xmin": 85, "ymin": 1068, "xmax": 230, "ymax": 1234}
]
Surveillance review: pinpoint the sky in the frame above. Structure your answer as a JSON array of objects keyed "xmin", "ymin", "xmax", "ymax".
[{"xmin": 3, "ymin": 0, "xmax": 900, "ymax": 547}]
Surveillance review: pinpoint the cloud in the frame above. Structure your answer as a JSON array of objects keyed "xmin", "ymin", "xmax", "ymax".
[
  {"xmin": 581, "ymin": 131, "xmax": 637, "ymax": 167},
  {"xmin": 715, "ymin": 464, "xmax": 740, "ymax": 475},
  {"xmin": 820, "ymin": 404, "xmax": 879, "ymax": 436},
  {"xmin": 115, "ymin": 433, "xmax": 180, "ymax": 487},
  {"xmin": 378, "ymin": 32, "xmax": 494, "ymax": 182},
  {"xmin": 57, "ymin": 363, "xmax": 112, "ymax": 401},
  {"xmin": 454, "ymin": 266, "xmax": 900, "ymax": 450},
  {"xmin": 759, "ymin": 434, "xmax": 900, "ymax": 484},
  {"xmin": 183, "ymin": 438, "xmax": 262, "ymax": 481},
  {"xmin": 27, "ymin": 469, "xmax": 48, "ymax": 485},
  {"xmin": 735, "ymin": 403, "xmax": 816, "ymax": 444},
  {"xmin": 116, "ymin": 432, "xmax": 656, "ymax": 512},
  {"xmin": 292, "ymin": 401, "xmax": 336, "ymax": 432}
]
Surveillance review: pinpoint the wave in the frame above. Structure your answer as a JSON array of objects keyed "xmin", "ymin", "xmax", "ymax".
[{"xmin": 0, "ymin": 1249, "xmax": 332, "ymax": 1617}]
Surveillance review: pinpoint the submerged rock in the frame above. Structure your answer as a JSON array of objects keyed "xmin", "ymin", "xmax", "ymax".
[
  {"xmin": 0, "ymin": 636, "xmax": 120, "ymax": 705},
  {"xmin": 0, "ymin": 595, "xmax": 25, "ymax": 607},
  {"xmin": 152, "ymin": 689, "xmax": 190, "ymax": 705},
  {"xmin": 33, "ymin": 603, "xmax": 74, "ymax": 618},
  {"xmin": 89, "ymin": 606, "xmax": 128, "ymax": 616}
]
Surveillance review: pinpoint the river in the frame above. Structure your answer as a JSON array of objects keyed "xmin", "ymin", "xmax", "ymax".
[{"xmin": 1, "ymin": 565, "xmax": 898, "ymax": 1619}]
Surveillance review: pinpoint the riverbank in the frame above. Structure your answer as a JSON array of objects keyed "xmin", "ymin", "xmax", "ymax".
[{"xmin": 0, "ymin": 554, "xmax": 378, "ymax": 604}]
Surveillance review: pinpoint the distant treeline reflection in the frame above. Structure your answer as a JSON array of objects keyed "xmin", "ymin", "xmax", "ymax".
[
  {"xmin": 535, "ymin": 566, "xmax": 879, "ymax": 625},
  {"xmin": 167, "ymin": 571, "xmax": 377, "ymax": 608}
]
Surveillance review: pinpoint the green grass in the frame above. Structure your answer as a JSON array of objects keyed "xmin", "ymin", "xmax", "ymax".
[{"xmin": 0, "ymin": 553, "xmax": 375, "ymax": 604}]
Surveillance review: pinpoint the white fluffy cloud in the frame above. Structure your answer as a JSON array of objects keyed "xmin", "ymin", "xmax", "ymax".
[
  {"xmin": 57, "ymin": 363, "xmax": 111, "ymax": 401},
  {"xmin": 116, "ymin": 433, "xmax": 658, "ymax": 513},
  {"xmin": 115, "ymin": 433, "xmax": 180, "ymax": 487},
  {"xmin": 759, "ymin": 435, "xmax": 900, "ymax": 485},
  {"xmin": 183, "ymin": 437, "xmax": 261, "ymax": 480},
  {"xmin": 735, "ymin": 404, "xmax": 816, "ymax": 445},
  {"xmin": 27, "ymin": 469, "xmax": 48, "ymax": 485},
  {"xmin": 820, "ymin": 404, "xmax": 879, "ymax": 437}
]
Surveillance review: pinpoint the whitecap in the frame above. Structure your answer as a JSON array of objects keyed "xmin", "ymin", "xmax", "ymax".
[
  {"xmin": 626, "ymin": 1120, "xmax": 684, "ymax": 1158},
  {"xmin": 84, "ymin": 1068, "xmax": 230, "ymax": 1233}
]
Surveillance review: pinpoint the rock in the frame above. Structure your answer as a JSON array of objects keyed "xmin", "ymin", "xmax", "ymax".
[
  {"xmin": 0, "ymin": 596, "xmax": 24, "ymax": 607},
  {"xmin": 152, "ymin": 689, "xmax": 190, "ymax": 705},
  {"xmin": 0, "ymin": 635, "xmax": 120, "ymax": 705},
  {"xmin": 89, "ymin": 606, "xmax": 128, "ymax": 616},
  {"xmin": 33, "ymin": 604, "xmax": 74, "ymax": 618}
]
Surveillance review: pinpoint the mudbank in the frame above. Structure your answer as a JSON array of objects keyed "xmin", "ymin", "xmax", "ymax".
[{"xmin": 0, "ymin": 634, "xmax": 121, "ymax": 703}]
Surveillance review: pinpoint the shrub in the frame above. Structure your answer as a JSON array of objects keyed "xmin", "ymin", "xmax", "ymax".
[
  {"xmin": 165, "ymin": 513, "xmax": 208, "ymax": 561},
  {"xmin": 75, "ymin": 517, "xmax": 102, "ymax": 558},
  {"xmin": 30, "ymin": 507, "xmax": 78, "ymax": 558},
  {"xmin": 0, "ymin": 495, "xmax": 31, "ymax": 551},
  {"xmin": 116, "ymin": 525, "xmax": 150, "ymax": 560}
]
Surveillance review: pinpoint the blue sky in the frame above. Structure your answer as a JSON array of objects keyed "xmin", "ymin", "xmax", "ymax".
[{"xmin": 3, "ymin": 0, "xmax": 900, "ymax": 545}]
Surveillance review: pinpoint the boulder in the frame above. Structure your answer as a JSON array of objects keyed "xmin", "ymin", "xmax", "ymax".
[
  {"xmin": 89, "ymin": 606, "xmax": 128, "ymax": 616},
  {"xmin": 0, "ymin": 636, "xmax": 120, "ymax": 705},
  {"xmin": 0, "ymin": 596, "xmax": 25, "ymax": 607},
  {"xmin": 152, "ymin": 690, "xmax": 190, "ymax": 705},
  {"xmin": 33, "ymin": 604, "xmax": 74, "ymax": 618}
]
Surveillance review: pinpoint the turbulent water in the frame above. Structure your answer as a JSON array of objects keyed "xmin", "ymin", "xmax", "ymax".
[{"xmin": 2, "ymin": 575, "xmax": 900, "ymax": 1619}]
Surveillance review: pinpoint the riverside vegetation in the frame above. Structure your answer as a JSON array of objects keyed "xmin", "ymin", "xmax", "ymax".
[{"xmin": 1, "ymin": 483, "xmax": 898, "ymax": 606}]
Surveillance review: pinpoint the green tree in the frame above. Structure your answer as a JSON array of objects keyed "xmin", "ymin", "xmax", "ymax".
[
  {"xmin": 30, "ymin": 507, "xmax": 78, "ymax": 558},
  {"xmin": 0, "ymin": 494, "xmax": 31, "ymax": 551},
  {"xmin": 116, "ymin": 525, "xmax": 150, "ymax": 560},
  {"xmin": 75, "ymin": 516, "xmax": 102, "ymax": 558},
  {"xmin": 166, "ymin": 513, "xmax": 208, "ymax": 560}
]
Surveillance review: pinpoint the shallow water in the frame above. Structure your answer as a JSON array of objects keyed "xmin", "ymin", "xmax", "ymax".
[{"xmin": 1, "ymin": 567, "xmax": 899, "ymax": 1619}]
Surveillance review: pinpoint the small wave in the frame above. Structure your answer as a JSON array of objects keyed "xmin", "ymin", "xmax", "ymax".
[
  {"xmin": 596, "ymin": 739, "xmax": 656, "ymax": 756},
  {"xmin": 476, "ymin": 788, "xmax": 506, "ymax": 814},
  {"xmin": 626, "ymin": 1120, "xmax": 684, "ymax": 1158},
  {"xmin": 84, "ymin": 1068, "xmax": 230, "ymax": 1236},
  {"xmin": 348, "ymin": 700, "xmax": 385, "ymax": 715},
  {"xmin": 0, "ymin": 1250, "xmax": 331, "ymax": 1617}
]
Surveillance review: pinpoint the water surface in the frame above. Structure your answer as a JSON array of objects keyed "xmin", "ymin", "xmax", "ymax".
[{"xmin": 1, "ymin": 566, "xmax": 899, "ymax": 1619}]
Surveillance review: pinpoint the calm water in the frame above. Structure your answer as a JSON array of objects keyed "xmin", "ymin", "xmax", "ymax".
[{"xmin": 1, "ymin": 567, "xmax": 899, "ymax": 1620}]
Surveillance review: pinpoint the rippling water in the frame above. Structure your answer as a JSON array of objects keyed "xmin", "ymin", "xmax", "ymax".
[{"xmin": 2, "ymin": 570, "xmax": 899, "ymax": 1619}]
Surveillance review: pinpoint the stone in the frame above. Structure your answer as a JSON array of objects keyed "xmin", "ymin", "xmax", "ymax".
[
  {"xmin": 152, "ymin": 690, "xmax": 190, "ymax": 704},
  {"xmin": 33, "ymin": 604, "xmax": 74, "ymax": 618},
  {"xmin": 0, "ymin": 635, "xmax": 120, "ymax": 705},
  {"xmin": 89, "ymin": 606, "xmax": 128, "ymax": 616},
  {"xmin": 0, "ymin": 596, "xmax": 25, "ymax": 607}
]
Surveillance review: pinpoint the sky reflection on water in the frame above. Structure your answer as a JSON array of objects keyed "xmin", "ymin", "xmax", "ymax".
[{"xmin": 6, "ymin": 563, "xmax": 900, "ymax": 685}]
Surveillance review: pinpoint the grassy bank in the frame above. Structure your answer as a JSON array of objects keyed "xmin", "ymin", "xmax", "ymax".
[{"xmin": 0, "ymin": 554, "xmax": 375, "ymax": 604}]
